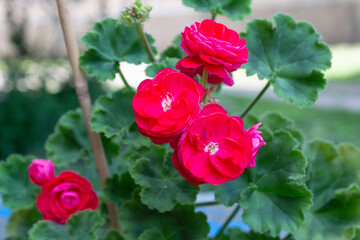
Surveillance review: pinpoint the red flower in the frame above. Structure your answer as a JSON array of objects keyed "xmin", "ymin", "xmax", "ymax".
[
  {"xmin": 172, "ymin": 104, "xmax": 253, "ymax": 185},
  {"xmin": 28, "ymin": 159, "xmax": 55, "ymax": 186},
  {"xmin": 133, "ymin": 68, "xmax": 205, "ymax": 144},
  {"xmin": 175, "ymin": 61, "xmax": 224, "ymax": 85},
  {"xmin": 36, "ymin": 171, "xmax": 98, "ymax": 224},
  {"xmin": 178, "ymin": 19, "xmax": 248, "ymax": 86}
]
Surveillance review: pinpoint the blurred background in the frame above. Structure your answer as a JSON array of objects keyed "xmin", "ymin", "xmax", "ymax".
[{"xmin": 0, "ymin": 0, "xmax": 359, "ymax": 238}]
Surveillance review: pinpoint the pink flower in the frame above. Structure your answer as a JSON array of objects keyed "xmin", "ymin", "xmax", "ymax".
[
  {"xmin": 28, "ymin": 159, "xmax": 55, "ymax": 186},
  {"xmin": 178, "ymin": 19, "xmax": 248, "ymax": 86},
  {"xmin": 36, "ymin": 171, "xmax": 98, "ymax": 224},
  {"xmin": 172, "ymin": 104, "xmax": 253, "ymax": 185},
  {"xmin": 133, "ymin": 68, "xmax": 205, "ymax": 144},
  {"xmin": 246, "ymin": 122, "xmax": 266, "ymax": 168}
]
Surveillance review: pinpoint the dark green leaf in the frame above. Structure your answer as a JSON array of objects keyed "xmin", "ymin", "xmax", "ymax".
[
  {"xmin": 45, "ymin": 109, "xmax": 92, "ymax": 167},
  {"xmin": 182, "ymin": 0, "xmax": 252, "ymax": 21},
  {"xmin": 5, "ymin": 208, "xmax": 41, "ymax": 240},
  {"xmin": 91, "ymin": 89, "xmax": 135, "ymax": 138},
  {"xmin": 216, "ymin": 228, "xmax": 284, "ymax": 240},
  {"xmin": 103, "ymin": 230, "xmax": 124, "ymax": 240},
  {"xmin": 294, "ymin": 141, "xmax": 360, "ymax": 240},
  {"xmin": 130, "ymin": 145, "xmax": 200, "ymax": 212},
  {"xmin": 104, "ymin": 172, "xmax": 137, "ymax": 210},
  {"xmin": 241, "ymin": 14, "xmax": 332, "ymax": 107},
  {"xmin": 239, "ymin": 131, "xmax": 311, "ymax": 236},
  {"xmin": 211, "ymin": 177, "xmax": 248, "ymax": 207},
  {"xmin": 0, "ymin": 155, "xmax": 40, "ymax": 211},
  {"xmin": 29, "ymin": 210, "xmax": 105, "ymax": 240},
  {"xmin": 80, "ymin": 18, "xmax": 157, "ymax": 82},
  {"xmin": 145, "ymin": 58, "xmax": 179, "ymax": 78},
  {"xmin": 119, "ymin": 192, "xmax": 209, "ymax": 240}
]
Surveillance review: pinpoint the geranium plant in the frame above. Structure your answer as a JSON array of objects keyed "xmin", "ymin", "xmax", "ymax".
[{"xmin": 1, "ymin": 0, "xmax": 360, "ymax": 239}]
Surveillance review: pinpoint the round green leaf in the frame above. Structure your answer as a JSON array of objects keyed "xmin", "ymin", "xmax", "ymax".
[
  {"xmin": 119, "ymin": 192, "xmax": 209, "ymax": 240},
  {"xmin": 241, "ymin": 13, "xmax": 332, "ymax": 107},
  {"xmin": 130, "ymin": 145, "xmax": 200, "ymax": 212},
  {"xmin": 80, "ymin": 18, "xmax": 157, "ymax": 82},
  {"xmin": 5, "ymin": 207, "xmax": 41, "ymax": 240},
  {"xmin": 182, "ymin": 0, "xmax": 252, "ymax": 21},
  {"xmin": 145, "ymin": 57, "xmax": 179, "ymax": 78},
  {"xmin": 0, "ymin": 155, "xmax": 40, "ymax": 211},
  {"xmin": 239, "ymin": 131, "xmax": 312, "ymax": 236},
  {"xmin": 91, "ymin": 89, "xmax": 135, "ymax": 138},
  {"xmin": 29, "ymin": 210, "xmax": 105, "ymax": 240}
]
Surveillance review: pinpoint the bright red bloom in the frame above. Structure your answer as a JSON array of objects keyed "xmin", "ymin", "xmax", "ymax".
[
  {"xmin": 28, "ymin": 159, "xmax": 55, "ymax": 186},
  {"xmin": 172, "ymin": 104, "xmax": 253, "ymax": 185},
  {"xmin": 246, "ymin": 122, "xmax": 266, "ymax": 168},
  {"xmin": 178, "ymin": 19, "xmax": 248, "ymax": 86},
  {"xmin": 175, "ymin": 61, "xmax": 224, "ymax": 85},
  {"xmin": 133, "ymin": 68, "xmax": 205, "ymax": 144},
  {"xmin": 36, "ymin": 171, "xmax": 98, "ymax": 224}
]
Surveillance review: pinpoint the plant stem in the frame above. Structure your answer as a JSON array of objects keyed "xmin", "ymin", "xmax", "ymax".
[
  {"xmin": 55, "ymin": 0, "xmax": 120, "ymax": 231},
  {"xmin": 240, "ymin": 81, "xmax": 271, "ymax": 118},
  {"xmin": 201, "ymin": 69, "xmax": 208, "ymax": 103},
  {"xmin": 195, "ymin": 201, "xmax": 219, "ymax": 207},
  {"xmin": 135, "ymin": 22, "xmax": 156, "ymax": 62},
  {"xmin": 211, "ymin": 12, "xmax": 217, "ymax": 20},
  {"xmin": 215, "ymin": 205, "xmax": 241, "ymax": 239},
  {"xmin": 117, "ymin": 63, "xmax": 132, "ymax": 90}
]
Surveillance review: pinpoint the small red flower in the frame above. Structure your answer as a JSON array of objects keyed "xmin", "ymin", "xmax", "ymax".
[
  {"xmin": 178, "ymin": 19, "xmax": 248, "ymax": 86},
  {"xmin": 133, "ymin": 68, "xmax": 204, "ymax": 144},
  {"xmin": 36, "ymin": 171, "xmax": 98, "ymax": 224},
  {"xmin": 172, "ymin": 104, "xmax": 253, "ymax": 185},
  {"xmin": 246, "ymin": 122, "xmax": 266, "ymax": 168},
  {"xmin": 28, "ymin": 159, "xmax": 55, "ymax": 186}
]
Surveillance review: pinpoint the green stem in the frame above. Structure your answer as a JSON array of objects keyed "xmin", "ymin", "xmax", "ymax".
[
  {"xmin": 215, "ymin": 205, "xmax": 241, "ymax": 239},
  {"xmin": 117, "ymin": 64, "xmax": 132, "ymax": 90},
  {"xmin": 240, "ymin": 81, "xmax": 271, "ymax": 118},
  {"xmin": 135, "ymin": 22, "xmax": 156, "ymax": 62},
  {"xmin": 211, "ymin": 12, "xmax": 217, "ymax": 20},
  {"xmin": 201, "ymin": 69, "xmax": 208, "ymax": 103},
  {"xmin": 195, "ymin": 201, "xmax": 219, "ymax": 207}
]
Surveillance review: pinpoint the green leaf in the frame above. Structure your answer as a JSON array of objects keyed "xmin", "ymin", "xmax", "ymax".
[
  {"xmin": 80, "ymin": 18, "xmax": 157, "ymax": 82},
  {"xmin": 294, "ymin": 185, "xmax": 360, "ymax": 240},
  {"xmin": 260, "ymin": 112, "xmax": 305, "ymax": 146},
  {"xmin": 5, "ymin": 208, "xmax": 41, "ymax": 240},
  {"xmin": 182, "ymin": 0, "xmax": 252, "ymax": 21},
  {"xmin": 130, "ymin": 145, "xmax": 200, "ymax": 212},
  {"xmin": 104, "ymin": 172, "xmax": 137, "ymax": 210},
  {"xmin": 216, "ymin": 228, "xmax": 284, "ymax": 240},
  {"xmin": 293, "ymin": 141, "xmax": 360, "ymax": 240},
  {"xmin": 103, "ymin": 230, "xmax": 124, "ymax": 240},
  {"xmin": 29, "ymin": 210, "xmax": 105, "ymax": 240},
  {"xmin": 241, "ymin": 13, "xmax": 332, "ymax": 107},
  {"xmin": 119, "ymin": 192, "xmax": 209, "ymax": 240},
  {"xmin": 91, "ymin": 89, "xmax": 135, "ymax": 138},
  {"xmin": 210, "ymin": 177, "xmax": 248, "ymax": 207},
  {"xmin": 145, "ymin": 57, "xmax": 179, "ymax": 78},
  {"xmin": 239, "ymin": 130, "xmax": 312, "ymax": 236},
  {"xmin": 0, "ymin": 155, "xmax": 40, "ymax": 211},
  {"xmin": 45, "ymin": 109, "xmax": 91, "ymax": 167}
]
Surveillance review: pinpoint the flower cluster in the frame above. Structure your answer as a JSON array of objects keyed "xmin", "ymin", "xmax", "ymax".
[
  {"xmin": 133, "ymin": 20, "xmax": 265, "ymax": 185},
  {"xmin": 28, "ymin": 159, "xmax": 98, "ymax": 224}
]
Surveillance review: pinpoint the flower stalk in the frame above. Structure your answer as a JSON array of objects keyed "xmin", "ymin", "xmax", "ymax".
[
  {"xmin": 135, "ymin": 22, "xmax": 156, "ymax": 62},
  {"xmin": 201, "ymin": 69, "xmax": 209, "ymax": 103},
  {"xmin": 55, "ymin": 0, "xmax": 120, "ymax": 231},
  {"xmin": 240, "ymin": 81, "xmax": 271, "ymax": 118},
  {"xmin": 215, "ymin": 205, "xmax": 241, "ymax": 239}
]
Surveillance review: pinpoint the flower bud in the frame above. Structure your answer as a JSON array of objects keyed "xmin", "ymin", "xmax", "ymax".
[{"xmin": 28, "ymin": 159, "xmax": 55, "ymax": 186}]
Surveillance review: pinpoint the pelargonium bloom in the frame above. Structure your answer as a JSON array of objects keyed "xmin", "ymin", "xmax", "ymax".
[
  {"xmin": 28, "ymin": 159, "xmax": 55, "ymax": 186},
  {"xmin": 178, "ymin": 19, "xmax": 248, "ymax": 86},
  {"xmin": 172, "ymin": 104, "xmax": 254, "ymax": 185},
  {"xmin": 175, "ymin": 61, "xmax": 224, "ymax": 85},
  {"xmin": 133, "ymin": 68, "xmax": 204, "ymax": 144},
  {"xmin": 246, "ymin": 122, "xmax": 266, "ymax": 168},
  {"xmin": 36, "ymin": 171, "xmax": 98, "ymax": 224}
]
